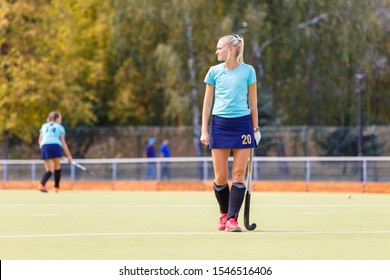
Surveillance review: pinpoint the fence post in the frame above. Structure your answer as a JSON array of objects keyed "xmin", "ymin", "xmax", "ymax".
[
  {"xmin": 156, "ymin": 161, "xmax": 161, "ymax": 181},
  {"xmin": 363, "ymin": 160, "xmax": 367, "ymax": 183},
  {"xmin": 3, "ymin": 163, "xmax": 7, "ymax": 181},
  {"xmin": 203, "ymin": 160, "xmax": 208, "ymax": 181},
  {"xmin": 112, "ymin": 162, "xmax": 117, "ymax": 181},
  {"xmin": 32, "ymin": 163, "xmax": 36, "ymax": 181},
  {"xmin": 70, "ymin": 165, "xmax": 75, "ymax": 181},
  {"xmin": 253, "ymin": 160, "xmax": 258, "ymax": 181},
  {"xmin": 305, "ymin": 160, "xmax": 311, "ymax": 183}
]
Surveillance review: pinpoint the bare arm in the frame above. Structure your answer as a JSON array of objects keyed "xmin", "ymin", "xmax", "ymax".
[
  {"xmin": 248, "ymin": 82, "xmax": 259, "ymax": 128},
  {"xmin": 38, "ymin": 133, "xmax": 42, "ymax": 146},
  {"xmin": 60, "ymin": 134, "xmax": 73, "ymax": 163},
  {"xmin": 200, "ymin": 83, "xmax": 214, "ymax": 146}
]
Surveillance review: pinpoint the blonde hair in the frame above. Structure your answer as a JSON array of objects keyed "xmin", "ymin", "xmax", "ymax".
[
  {"xmin": 47, "ymin": 111, "xmax": 61, "ymax": 122},
  {"xmin": 221, "ymin": 34, "xmax": 244, "ymax": 64}
]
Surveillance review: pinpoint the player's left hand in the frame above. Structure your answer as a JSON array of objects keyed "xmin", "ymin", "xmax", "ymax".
[{"xmin": 254, "ymin": 130, "xmax": 261, "ymax": 145}]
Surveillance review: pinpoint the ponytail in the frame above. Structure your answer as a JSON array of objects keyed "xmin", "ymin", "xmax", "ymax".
[
  {"xmin": 47, "ymin": 111, "xmax": 61, "ymax": 122},
  {"xmin": 221, "ymin": 34, "xmax": 244, "ymax": 64}
]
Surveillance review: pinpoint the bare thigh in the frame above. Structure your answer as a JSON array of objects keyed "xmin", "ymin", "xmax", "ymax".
[
  {"xmin": 211, "ymin": 149, "xmax": 231, "ymax": 185},
  {"xmin": 231, "ymin": 148, "xmax": 251, "ymax": 183},
  {"xmin": 44, "ymin": 158, "xmax": 61, "ymax": 172}
]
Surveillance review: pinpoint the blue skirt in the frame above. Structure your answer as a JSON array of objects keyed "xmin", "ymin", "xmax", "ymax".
[
  {"xmin": 209, "ymin": 115, "xmax": 256, "ymax": 149},
  {"xmin": 40, "ymin": 144, "xmax": 63, "ymax": 160}
]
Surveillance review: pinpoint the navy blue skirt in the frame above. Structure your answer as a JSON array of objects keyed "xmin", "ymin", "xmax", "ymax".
[
  {"xmin": 40, "ymin": 144, "xmax": 63, "ymax": 160},
  {"xmin": 209, "ymin": 115, "xmax": 256, "ymax": 149}
]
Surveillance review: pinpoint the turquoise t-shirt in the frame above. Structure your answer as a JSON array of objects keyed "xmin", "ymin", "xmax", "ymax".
[
  {"xmin": 39, "ymin": 122, "xmax": 65, "ymax": 148},
  {"xmin": 204, "ymin": 63, "xmax": 256, "ymax": 118}
]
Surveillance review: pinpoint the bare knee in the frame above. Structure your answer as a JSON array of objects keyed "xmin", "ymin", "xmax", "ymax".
[
  {"xmin": 232, "ymin": 169, "xmax": 245, "ymax": 183},
  {"xmin": 214, "ymin": 175, "xmax": 228, "ymax": 186}
]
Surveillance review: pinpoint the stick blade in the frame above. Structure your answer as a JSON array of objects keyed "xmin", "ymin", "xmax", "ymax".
[
  {"xmin": 71, "ymin": 160, "xmax": 96, "ymax": 177},
  {"xmin": 244, "ymin": 191, "xmax": 257, "ymax": 231},
  {"xmin": 74, "ymin": 162, "xmax": 86, "ymax": 171},
  {"xmin": 86, "ymin": 170, "xmax": 97, "ymax": 177}
]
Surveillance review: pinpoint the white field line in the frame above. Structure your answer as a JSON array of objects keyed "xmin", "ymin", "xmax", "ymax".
[
  {"xmin": 1, "ymin": 231, "xmax": 390, "ymax": 239},
  {"xmin": 302, "ymin": 212, "xmax": 328, "ymax": 215},
  {"xmin": 1, "ymin": 203, "xmax": 390, "ymax": 208},
  {"xmin": 30, "ymin": 214, "xmax": 58, "ymax": 216}
]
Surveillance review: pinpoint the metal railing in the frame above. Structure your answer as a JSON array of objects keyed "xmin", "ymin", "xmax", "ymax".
[{"xmin": 1, "ymin": 157, "xmax": 390, "ymax": 183}]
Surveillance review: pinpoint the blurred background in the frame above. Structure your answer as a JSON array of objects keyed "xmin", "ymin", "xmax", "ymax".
[{"xmin": 1, "ymin": 0, "xmax": 390, "ymax": 159}]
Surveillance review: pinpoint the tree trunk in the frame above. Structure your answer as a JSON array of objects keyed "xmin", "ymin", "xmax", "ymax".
[
  {"xmin": 2, "ymin": 132, "xmax": 9, "ymax": 159},
  {"xmin": 185, "ymin": 11, "xmax": 202, "ymax": 157}
]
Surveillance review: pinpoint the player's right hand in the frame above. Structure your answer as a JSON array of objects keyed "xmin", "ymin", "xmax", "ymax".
[{"xmin": 200, "ymin": 132, "xmax": 209, "ymax": 146}]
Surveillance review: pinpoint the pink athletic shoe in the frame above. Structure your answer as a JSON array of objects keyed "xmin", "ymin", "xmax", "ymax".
[
  {"xmin": 217, "ymin": 213, "xmax": 227, "ymax": 231},
  {"xmin": 225, "ymin": 218, "xmax": 242, "ymax": 232}
]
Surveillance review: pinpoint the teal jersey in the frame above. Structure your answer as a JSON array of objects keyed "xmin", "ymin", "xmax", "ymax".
[
  {"xmin": 204, "ymin": 63, "xmax": 256, "ymax": 118},
  {"xmin": 39, "ymin": 122, "xmax": 65, "ymax": 148}
]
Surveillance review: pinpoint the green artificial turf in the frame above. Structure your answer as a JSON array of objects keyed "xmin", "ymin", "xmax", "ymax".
[{"xmin": 0, "ymin": 190, "xmax": 389, "ymax": 260}]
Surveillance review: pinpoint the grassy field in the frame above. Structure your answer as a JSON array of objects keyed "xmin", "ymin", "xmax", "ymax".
[{"xmin": 0, "ymin": 189, "xmax": 389, "ymax": 260}]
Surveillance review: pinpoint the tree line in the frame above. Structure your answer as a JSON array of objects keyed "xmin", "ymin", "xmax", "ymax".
[{"xmin": 1, "ymin": 0, "xmax": 390, "ymax": 156}]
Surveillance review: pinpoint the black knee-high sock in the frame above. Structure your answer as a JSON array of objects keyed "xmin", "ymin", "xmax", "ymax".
[
  {"xmin": 54, "ymin": 169, "xmax": 61, "ymax": 188},
  {"xmin": 213, "ymin": 183, "xmax": 230, "ymax": 214},
  {"xmin": 40, "ymin": 171, "xmax": 52, "ymax": 186},
  {"xmin": 227, "ymin": 182, "xmax": 246, "ymax": 220}
]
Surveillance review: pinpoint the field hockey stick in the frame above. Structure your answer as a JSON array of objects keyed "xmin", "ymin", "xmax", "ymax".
[
  {"xmin": 244, "ymin": 148, "xmax": 257, "ymax": 230},
  {"xmin": 64, "ymin": 157, "xmax": 96, "ymax": 176}
]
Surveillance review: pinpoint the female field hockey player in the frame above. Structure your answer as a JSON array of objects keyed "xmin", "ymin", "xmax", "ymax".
[
  {"xmin": 38, "ymin": 111, "xmax": 73, "ymax": 192},
  {"xmin": 200, "ymin": 34, "xmax": 261, "ymax": 232}
]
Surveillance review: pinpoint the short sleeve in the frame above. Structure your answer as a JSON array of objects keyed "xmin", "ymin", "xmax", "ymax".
[
  {"xmin": 248, "ymin": 66, "xmax": 257, "ymax": 86},
  {"xmin": 204, "ymin": 67, "xmax": 215, "ymax": 85},
  {"xmin": 59, "ymin": 125, "xmax": 66, "ymax": 136}
]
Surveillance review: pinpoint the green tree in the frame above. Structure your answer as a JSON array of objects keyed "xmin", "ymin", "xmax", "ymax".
[
  {"xmin": 0, "ymin": 0, "xmax": 103, "ymax": 157},
  {"xmin": 260, "ymin": 1, "xmax": 385, "ymax": 127},
  {"xmin": 2, "ymin": 0, "xmax": 390, "ymax": 159},
  {"xmin": 315, "ymin": 127, "xmax": 385, "ymax": 156},
  {"xmin": 106, "ymin": 0, "xmax": 170, "ymax": 125}
]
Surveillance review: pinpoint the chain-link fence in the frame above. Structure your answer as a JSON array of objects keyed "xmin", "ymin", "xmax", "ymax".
[
  {"xmin": 2, "ymin": 157, "xmax": 390, "ymax": 183},
  {"xmin": 1, "ymin": 126, "xmax": 390, "ymax": 159}
]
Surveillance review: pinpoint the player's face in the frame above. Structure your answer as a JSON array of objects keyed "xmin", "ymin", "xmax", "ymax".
[{"xmin": 215, "ymin": 39, "xmax": 230, "ymax": 61}]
